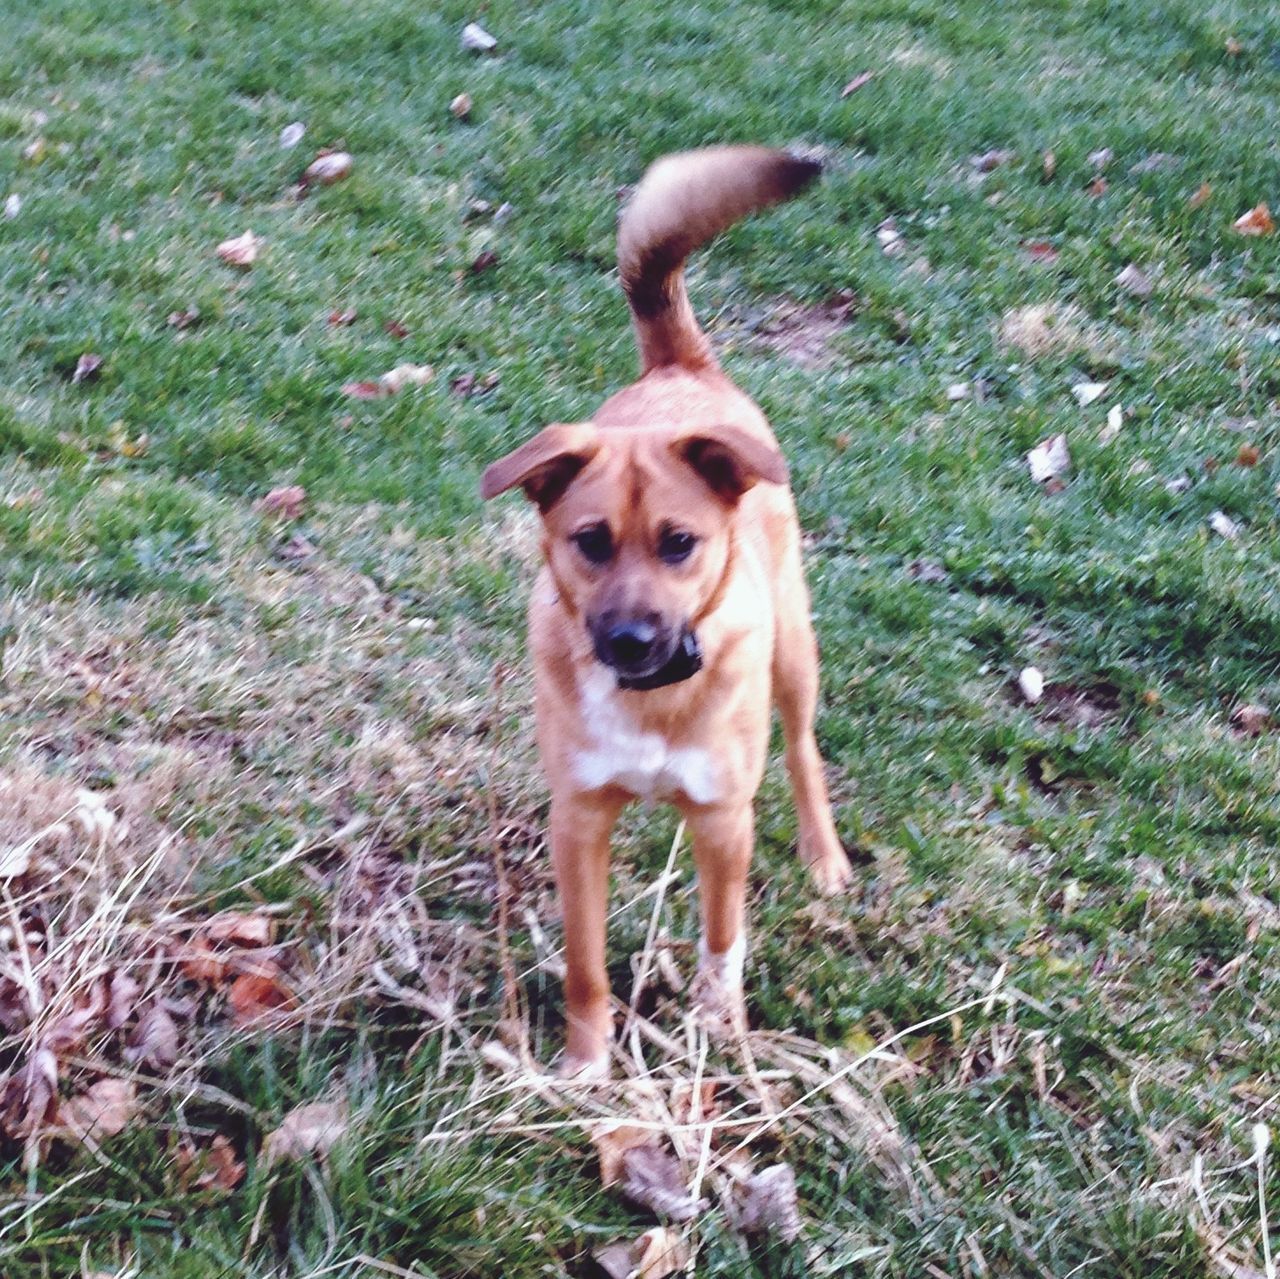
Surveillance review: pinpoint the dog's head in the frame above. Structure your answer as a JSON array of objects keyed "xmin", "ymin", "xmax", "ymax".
[{"xmin": 480, "ymin": 423, "xmax": 787, "ymax": 686}]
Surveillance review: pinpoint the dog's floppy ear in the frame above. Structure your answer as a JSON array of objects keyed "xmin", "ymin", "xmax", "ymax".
[
  {"xmin": 673, "ymin": 425, "xmax": 788, "ymax": 503},
  {"xmin": 480, "ymin": 423, "xmax": 601, "ymax": 511}
]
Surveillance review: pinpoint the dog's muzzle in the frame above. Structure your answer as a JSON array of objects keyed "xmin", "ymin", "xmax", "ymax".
[
  {"xmin": 591, "ymin": 616, "xmax": 703, "ymax": 691},
  {"xmin": 615, "ymin": 628, "xmax": 702, "ymax": 691}
]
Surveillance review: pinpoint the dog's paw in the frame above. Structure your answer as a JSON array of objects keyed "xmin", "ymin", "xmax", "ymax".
[
  {"xmin": 807, "ymin": 851, "xmax": 854, "ymax": 895},
  {"xmin": 556, "ymin": 1052, "xmax": 611, "ymax": 1083},
  {"xmin": 689, "ymin": 969, "xmax": 747, "ymax": 1041}
]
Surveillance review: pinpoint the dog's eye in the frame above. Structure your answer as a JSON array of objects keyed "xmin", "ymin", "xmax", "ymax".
[
  {"xmin": 658, "ymin": 528, "xmax": 697, "ymax": 564},
  {"xmin": 571, "ymin": 523, "xmax": 613, "ymax": 564}
]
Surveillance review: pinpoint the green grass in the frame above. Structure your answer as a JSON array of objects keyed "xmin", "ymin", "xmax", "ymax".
[{"xmin": 2, "ymin": 0, "xmax": 1280, "ymax": 1275}]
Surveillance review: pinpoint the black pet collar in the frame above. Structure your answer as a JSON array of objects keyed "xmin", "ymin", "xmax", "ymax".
[{"xmin": 616, "ymin": 630, "xmax": 703, "ymax": 691}]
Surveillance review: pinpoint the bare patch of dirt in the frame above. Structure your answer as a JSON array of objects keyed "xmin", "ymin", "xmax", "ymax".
[
  {"xmin": 1034, "ymin": 682, "xmax": 1123, "ymax": 729},
  {"xmin": 748, "ymin": 292, "xmax": 858, "ymax": 367}
]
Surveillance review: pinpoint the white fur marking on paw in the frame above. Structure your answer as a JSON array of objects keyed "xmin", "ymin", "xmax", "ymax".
[
  {"xmin": 573, "ymin": 667, "xmax": 718, "ymax": 804},
  {"xmin": 697, "ymin": 931, "xmax": 746, "ymax": 991}
]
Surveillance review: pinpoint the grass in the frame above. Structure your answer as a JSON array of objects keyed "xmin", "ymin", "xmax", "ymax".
[{"xmin": 2, "ymin": 0, "xmax": 1280, "ymax": 1274}]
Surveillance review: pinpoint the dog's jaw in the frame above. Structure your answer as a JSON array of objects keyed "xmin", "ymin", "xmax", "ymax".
[{"xmin": 615, "ymin": 629, "xmax": 703, "ymax": 691}]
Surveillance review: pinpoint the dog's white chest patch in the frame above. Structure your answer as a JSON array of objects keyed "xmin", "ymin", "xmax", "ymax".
[{"xmin": 573, "ymin": 668, "xmax": 717, "ymax": 805}]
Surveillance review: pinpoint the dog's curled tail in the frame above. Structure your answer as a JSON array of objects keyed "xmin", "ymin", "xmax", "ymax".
[{"xmin": 617, "ymin": 145, "xmax": 821, "ymax": 373}]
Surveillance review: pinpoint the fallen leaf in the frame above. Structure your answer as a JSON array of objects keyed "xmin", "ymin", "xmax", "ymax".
[
  {"xmin": 1, "ymin": 1048, "xmax": 58, "ymax": 1138},
  {"xmin": 728, "ymin": 1163, "xmax": 802, "ymax": 1241},
  {"xmin": 1018, "ymin": 667, "xmax": 1045, "ymax": 704},
  {"xmin": 595, "ymin": 1228, "xmax": 688, "ymax": 1279},
  {"xmin": 1189, "ymin": 182, "xmax": 1213, "ymax": 209},
  {"xmin": 971, "ymin": 148, "xmax": 1015, "ymax": 173},
  {"xmin": 1041, "ymin": 149, "xmax": 1057, "ymax": 181},
  {"xmin": 205, "ymin": 911, "xmax": 273, "ymax": 947},
  {"xmin": 379, "ymin": 363, "xmax": 434, "ymax": 393},
  {"xmin": 670, "ymin": 1080, "xmax": 721, "ymax": 1128},
  {"xmin": 461, "ymin": 21, "xmax": 497, "ymax": 52},
  {"xmin": 1237, "ymin": 444, "xmax": 1261, "ymax": 467},
  {"xmin": 1100, "ymin": 403, "xmax": 1124, "ymax": 444},
  {"xmin": 178, "ymin": 1132, "xmax": 246, "ymax": 1192},
  {"xmin": 179, "ymin": 937, "xmax": 230, "ymax": 986},
  {"xmin": 275, "ymin": 532, "xmax": 317, "ymax": 563},
  {"xmin": 1116, "ymin": 263, "xmax": 1154, "ymax": 298},
  {"xmin": 469, "ymin": 249, "xmax": 499, "ymax": 274},
  {"xmin": 620, "ymin": 1143, "xmax": 707, "ymax": 1221},
  {"xmin": 1233, "ymin": 204, "xmax": 1274, "ymax": 237},
  {"xmin": 1086, "ymin": 176, "xmax": 1108, "ymax": 197},
  {"xmin": 167, "ymin": 306, "xmax": 201, "ymax": 330},
  {"xmin": 3, "ymin": 193, "xmax": 20, "ymax": 220},
  {"xmin": 384, "ymin": 319, "xmax": 410, "ymax": 339},
  {"xmin": 328, "ymin": 308, "xmax": 358, "ymax": 326},
  {"xmin": 5, "ymin": 487, "xmax": 43, "ymax": 511},
  {"xmin": 449, "ymin": 93, "xmax": 473, "ymax": 119},
  {"xmin": 280, "ymin": 122, "xmax": 305, "ymax": 149},
  {"xmin": 342, "ymin": 380, "xmax": 387, "ymax": 400},
  {"xmin": 201, "ymin": 1134, "xmax": 246, "ymax": 1190},
  {"xmin": 1027, "ymin": 434, "xmax": 1070, "ymax": 484},
  {"xmin": 0, "ymin": 842, "xmax": 32, "ymax": 878},
  {"xmin": 303, "ymin": 151, "xmax": 353, "ymax": 187},
  {"xmin": 451, "ymin": 371, "xmax": 499, "ymax": 398},
  {"xmin": 593, "ymin": 1123, "xmax": 652, "ymax": 1186},
  {"xmin": 1087, "ymin": 147, "xmax": 1114, "ymax": 170},
  {"xmin": 907, "ymin": 558, "xmax": 948, "ymax": 584},
  {"xmin": 840, "ymin": 70, "xmax": 875, "ymax": 97},
  {"xmin": 1021, "ymin": 240, "xmax": 1059, "ymax": 264},
  {"xmin": 124, "ymin": 1004, "xmax": 180, "ymax": 1070},
  {"xmin": 43, "ymin": 991, "xmax": 105, "ymax": 1055},
  {"xmin": 1225, "ymin": 36, "xmax": 1244, "ymax": 56},
  {"xmin": 115, "ymin": 423, "xmax": 149, "ymax": 456},
  {"xmin": 875, "ymin": 217, "xmax": 904, "ymax": 257},
  {"xmin": 1232, "ymin": 704, "xmax": 1271, "ymax": 736},
  {"xmin": 1071, "ymin": 380, "xmax": 1109, "ymax": 407},
  {"xmin": 72, "ymin": 353, "xmax": 103, "ymax": 384},
  {"xmin": 1208, "ymin": 510, "xmax": 1240, "ymax": 540},
  {"xmin": 228, "ymin": 968, "xmax": 296, "ymax": 1025},
  {"xmin": 1129, "ymin": 152, "xmax": 1178, "ymax": 175},
  {"xmin": 256, "ymin": 486, "xmax": 306, "ymax": 521},
  {"xmin": 105, "ymin": 971, "xmax": 140, "ymax": 1031},
  {"xmin": 54, "ymin": 1079, "xmax": 137, "ymax": 1144},
  {"xmin": 262, "ymin": 1099, "xmax": 348, "ymax": 1166},
  {"xmin": 216, "ymin": 230, "xmax": 261, "ymax": 268}
]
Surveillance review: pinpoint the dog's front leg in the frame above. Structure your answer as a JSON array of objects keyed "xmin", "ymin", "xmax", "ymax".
[
  {"xmin": 683, "ymin": 799, "xmax": 755, "ymax": 1036},
  {"xmin": 550, "ymin": 792, "xmax": 624, "ymax": 1077}
]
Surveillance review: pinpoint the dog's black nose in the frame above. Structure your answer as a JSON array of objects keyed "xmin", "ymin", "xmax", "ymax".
[{"xmin": 604, "ymin": 620, "xmax": 658, "ymax": 668}]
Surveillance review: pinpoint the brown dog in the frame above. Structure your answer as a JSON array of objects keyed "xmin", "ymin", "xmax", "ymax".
[{"xmin": 481, "ymin": 145, "xmax": 852, "ymax": 1077}]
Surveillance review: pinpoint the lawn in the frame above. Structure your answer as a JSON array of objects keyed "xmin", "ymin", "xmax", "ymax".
[{"xmin": 2, "ymin": 0, "xmax": 1279, "ymax": 1274}]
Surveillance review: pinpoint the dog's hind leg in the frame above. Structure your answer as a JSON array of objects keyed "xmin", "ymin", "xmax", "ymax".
[
  {"xmin": 550, "ymin": 793, "xmax": 626, "ymax": 1078},
  {"xmin": 772, "ymin": 553, "xmax": 853, "ymax": 894}
]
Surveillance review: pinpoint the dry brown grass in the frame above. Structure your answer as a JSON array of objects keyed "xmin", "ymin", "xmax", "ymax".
[{"xmin": 998, "ymin": 301, "xmax": 1102, "ymax": 359}]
